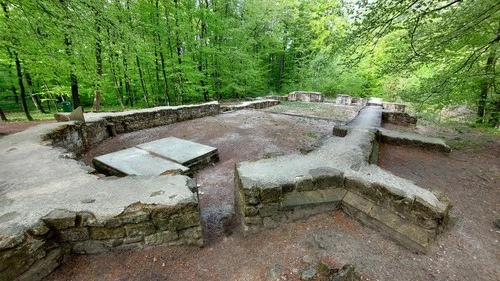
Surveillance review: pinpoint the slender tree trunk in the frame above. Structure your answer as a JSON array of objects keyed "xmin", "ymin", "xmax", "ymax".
[
  {"xmin": 199, "ymin": 0, "xmax": 209, "ymax": 102},
  {"xmin": 110, "ymin": 60, "xmax": 125, "ymax": 109},
  {"xmin": 277, "ymin": 51, "xmax": 285, "ymax": 93},
  {"xmin": 60, "ymin": 0, "xmax": 81, "ymax": 110},
  {"xmin": 160, "ymin": 51, "xmax": 170, "ymax": 105},
  {"xmin": 14, "ymin": 51, "xmax": 33, "ymax": 121},
  {"xmin": 25, "ymin": 72, "xmax": 46, "ymax": 113},
  {"xmin": 136, "ymin": 55, "xmax": 150, "ymax": 107},
  {"xmin": 0, "ymin": 107, "xmax": 7, "ymax": 121},
  {"xmin": 155, "ymin": 0, "xmax": 170, "ymax": 105},
  {"xmin": 173, "ymin": 0, "xmax": 184, "ymax": 105},
  {"xmin": 123, "ymin": 51, "xmax": 133, "ymax": 107},
  {"xmin": 11, "ymin": 86, "xmax": 18, "ymax": 103},
  {"xmin": 93, "ymin": 11, "xmax": 103, "ymax": 112},
  {"xmin": 164, "ymin": 4, "xmax": 176, "ymax": 105},
  {"xmin": 476, "ymin": 53, "xmax": 495, "ymax": 124}
]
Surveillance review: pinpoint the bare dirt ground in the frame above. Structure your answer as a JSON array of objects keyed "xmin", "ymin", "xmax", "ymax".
[{"xmin": 2, "ymin": 104, "xmax": 499, "ymax": 281}]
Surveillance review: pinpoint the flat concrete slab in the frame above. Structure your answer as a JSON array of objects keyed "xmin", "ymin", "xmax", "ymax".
[
  {"xmin": 93, "ymin": 137, "xmax": 218, "ymax": 176},
  {"xmin": 137, "ymin": 137, "xmax": 218, "ymax": 168},
  {"xmin": 93, "ymin": 147, "xmax": 190, "ymax": 176}
]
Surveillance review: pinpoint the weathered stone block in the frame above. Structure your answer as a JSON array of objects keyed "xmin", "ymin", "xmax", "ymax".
[
  {"xmin": 27, "ymin": 221, "xmax": 50, "ymax": 236},
  {"xmin": 259, "ymin": 204, "xmax": 279, "ymax": 217},
  {"xmin": 16, "ymin": 247, "xmax": 67, "ymax": 281},
  {"xmin": 368, "ymin": 205, "xmax": 431, "ymax": 253},
  {"xmin": 288, "ymin": 91, "xmax": 324, "ymax": 102},
  {"xmin": 144, "ymin": 231, "xmax": 178, "ymax": 245},
  {"xmin": 124, "ymin": 223, "xmax": 156, "ymax": 237},
  {"xmin": 122, "ymin": 236, "xmax": 143, "ymax": 244},
  {"xmin": 282, "ymin": 189, "xmax": 347, "ymax": 209},
  {"xmin": 332, "ymin": 126, "xmax": 349, "ymax": 137},
  {"xmin": 241, "ymin": 184, "xmax": 260, "ymax": 205},
  {"xmin": 382, "ymin": 102, "xmax": 406, "ymax": 112},
  {"xmin": 42, "ymin": 209, "xmax": 76, "ymax": 230},
  {"xmin": 342, "ymin": 191, "xmax": 374, "ymax": 215},
  {"xmin": 104, "ymin": 218, "xmax": 122, "ymax": 228},
  {"xmin": 151, "ymin": 206, "xmax": 179, "ymax": 229},
  {"xmin": 344, "ymin": 177, "xmax": 390, "ymax": 204},
  {"xmin": 58, "ymin": 228, "xmax": 90, "ymax": 242},
  {"xmin": 72, "ymin": 240, "xmax": 118, "ymax": 254},
  {"xmin": 0, "ymin": 232, "xmax": 25, "ymax": 250},
  {"xmin": 76, "ymin": 212, "xmax": 96, "ymax": 227},
  {"xmin": 309, "ymin": 167, "xmax": 344, "ymax": 189},
  {"xmin": 89, "ymin": 227, "xmax": 126, "ymax": 240},
  {"xmin": 244, "ymin": 206, "xmax": 258, "ymax": 217},
  {"xmin": 179, "ymin": 226, "xmax": 203, "ymax": 240},
  {"xmin": 170, "ymin": 211, "xmax": 201, "ymax": 231},
  {"xmin": 295, "ymin": 175, "xmax": 315, "ymax": 192},
  {"xmin": 260, "ymin": 185, "xmax": 282, "ymax": 204}
]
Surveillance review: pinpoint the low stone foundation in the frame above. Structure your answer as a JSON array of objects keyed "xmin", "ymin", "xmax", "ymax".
[
  {"xmin": 1, "ymin": 103, "xmax": 226, "ymax": 281},
  {"xmin": 382, "ymin": 102, "xmax": 406, "ymax": 112},
  {"xmin": 220, "ymin": 99, "xmax": 280, "ymax": 112},
  {"xmin": 335, "ymin": 95, "xmax": 352, "ymax": 106},
  {"xmin": 1, "ymin": 200, "xmax": 202, "ymax": 281},
  {"xmin": 382, "ymin": 111, "xmax": 417, "ymax": 126},
  {"xmin": 288, "ymin": 91, "xmax": 324, "ymax": 102},
  {"xmin": 235, "ymin": 106, "xmax": 451, "ymax": 253},
  {"xmin": 235, "ymin": 166, "xmax": 346, "ymax": 236},
  {"xmin": 0, "ymin": 172, "xmax": 203, "ymax": 281}
]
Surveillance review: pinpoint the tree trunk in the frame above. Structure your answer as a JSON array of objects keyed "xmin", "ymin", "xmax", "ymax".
[
  {"xmin": 136, "ymin": 55, "xmax": 150, "ymax": 107},
  {"xmin": 25, "ymin": 72, "xmax": 46, "ymax": 113},
  {"xmin": 476, "ymin": 53, "xmax": 495, "ymax": 124},
  {"xmin": 123, "ymin": 50, "xmax": 133, "ymax": 107},
  {"xmin": 110, "ymin": 61, "xmax": 125, "ymax": 109},
  {"xmin": 160, "ymin": 51, "xmax": 170, "ymax": 105},
  {"xmin": 11, "ymin": 86, "xmax": 18, "ymax": 103},
  {"xmin": 0, "ymin": 107, "xmax": 7, "ymax": 121},
  {"xmin": 60, "ymin": 0, "xmax": 81, "ymax": 110},
  {"xmin": 163, "ymin": 3, "xmax": 176, "ymax": 105},
  {"xmin": 14, "ymin": 51, "xmax": 33, "ymax": 121},
  {"xmin": 173, "ymin": 0, "xmax": 184, "ymax": 105},
  {"xmin": 277, "ymin": 52, "xmax": 285, "ymax": 93},
  {"xmin": 93, "ymin": 11, "xmax": 103, "ymax": 112},
  {"xmin": 199, "ymin": 0, "xmax": 209, "ymax": 102}
]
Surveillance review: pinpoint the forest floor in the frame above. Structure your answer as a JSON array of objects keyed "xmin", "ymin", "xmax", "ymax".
[{"xmin": 1, "ymin": 104, "xmax": 499, "ymax": 281}]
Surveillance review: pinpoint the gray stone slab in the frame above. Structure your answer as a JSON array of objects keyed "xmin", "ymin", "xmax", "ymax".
[
  {"xmin": 93, "ymin": 147, "xmax": 189, "ymax": 176},
  {"xmin": 136, "ymin": 137, "xmax": 217, "ymax": 166}
]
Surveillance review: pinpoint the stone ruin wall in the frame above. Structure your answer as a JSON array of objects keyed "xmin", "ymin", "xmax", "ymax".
[
  {"xmin": 220, "ymin": 99, "xmax": 280, "ymax": 112},
  {"xmin": 49, "ymin": 102, "xmax": 221, "ymax": 155},
  {"xmin": 235, "ymin": 166, "xmax": 450, "ymax": 254},
  {"xmin": 235, "ymin": 167, "xmax": 346, "ymax": 237},
  {"xmin": 288, "ymin": 91, "xmax": 324, "ymax": 102},
  {"xmin": 1, "ymin": 202, "xmax": 202, "ymax": 281},
  {"xmin": 382, "ymin": 111, "xmax": 418, "ymax": 127},
  {"xmin": 1, "ymin": 100, "xmax": 283, "ymax": 281}
]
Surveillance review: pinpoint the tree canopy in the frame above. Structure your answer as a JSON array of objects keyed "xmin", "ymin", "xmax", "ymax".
[{"xmin": 1, "ymin": 0, "xmax": 499, "ymax": 126}]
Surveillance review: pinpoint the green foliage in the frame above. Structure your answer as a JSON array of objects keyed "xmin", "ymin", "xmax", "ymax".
[{"xmin": 2, "ymin": 0, "xmax": 497, "ymax": 127}]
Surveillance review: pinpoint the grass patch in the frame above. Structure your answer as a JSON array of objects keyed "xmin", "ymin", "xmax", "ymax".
[
  {"xmin": 305, "ymin": 132, "xmax": 318, "ymax": 139},
  {"xmin": 434, "ymin": 122, "xmax": 499, "ymax": 150}
]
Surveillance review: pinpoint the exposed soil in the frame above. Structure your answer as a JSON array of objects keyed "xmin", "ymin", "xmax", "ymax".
[{"xmin": 2, "ymin": 105, "xmax": 499, "ymax": 281}]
